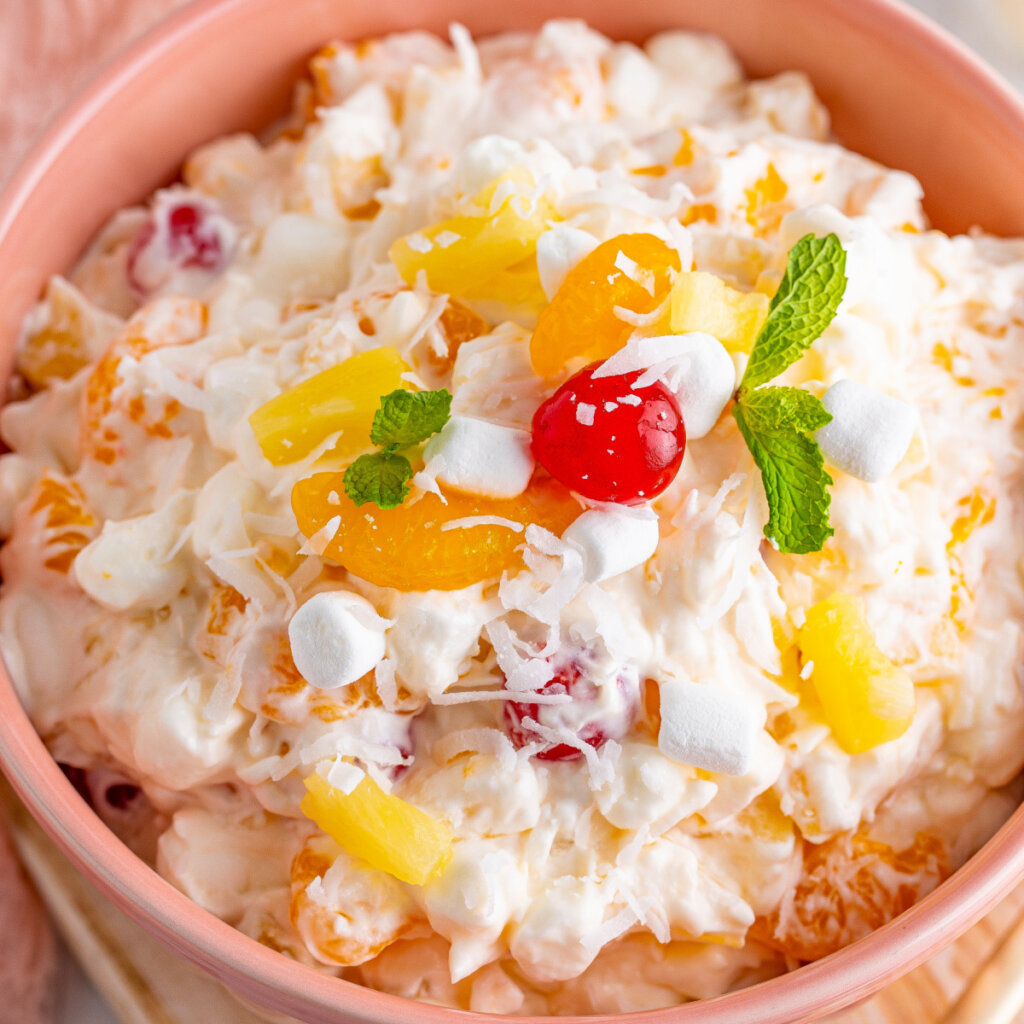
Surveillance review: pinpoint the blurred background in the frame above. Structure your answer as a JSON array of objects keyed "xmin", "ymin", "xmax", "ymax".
[{"xmin": 0, "ymin": 0, "xmax": 1021, "ymax": 1022}]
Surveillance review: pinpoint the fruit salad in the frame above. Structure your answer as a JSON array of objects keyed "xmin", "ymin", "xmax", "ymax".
[{"xmin": 2, "ymin": 19, "xmax": 1024, "ymax": 1017}]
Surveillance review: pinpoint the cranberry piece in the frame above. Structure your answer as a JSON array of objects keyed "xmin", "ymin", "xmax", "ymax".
[
  {"xmin": 58, "ymin": 763, "xmax": 93, "ymax": 807},
  {"xmin": 104, "ymin": 783, "xmax": 141, "ymax": 810},
  {"xmin": 531, "ymin": 361, "xmax": 686, "ymax": 504},
  {"xmin": 126, "ymin": 191, "xmax": 234, "ymax": 296},
  {"xmin": 502, "ymin": 658, "xmax": 640, "ymax": 761}
]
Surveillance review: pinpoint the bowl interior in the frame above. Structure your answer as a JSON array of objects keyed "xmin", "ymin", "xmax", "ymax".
[{"xmin": 2, "ymin": 0, "xmax": 1024, "ymax": 1022}]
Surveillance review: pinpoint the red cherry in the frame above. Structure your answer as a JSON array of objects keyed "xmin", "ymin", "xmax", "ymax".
[
  {"xmin": 502, "ymin": 657, "xmax": 639, "ymax": 761},
  {"xmin": 127, "ymin": 192, "xmax": 234, "ymax": 296},
  {"xmin": 531, "ymin": 362, "xmax": 686, "ymax": 504}
]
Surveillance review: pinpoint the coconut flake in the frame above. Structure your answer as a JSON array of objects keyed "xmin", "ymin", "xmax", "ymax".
[
  {"xmin": 323, "ymin": 758, "xmax": 365, "ymax": 794},
  {"xmin": 611, "ymin": 294, "xmax": 670, "ymax": 327},
  {"xmin": 298, "ymin": 516, "xmax": 340, "ymax": 558},
  {"xmin": 581, "ymin": 906, "xmax": 638, "ymax": 956},
  {"xmin": 613, "ymin": 251, "xmax": 655, "ymax": 296},
  {"xmin": 431, "ymin": 688, "xmax": 570, "ymax": 705},
  {"xmin": 695, "ymin": 481, "xmax": 766, "ymax": 629},
  {"xmin": 519, "ymin": 716, "xmax": 614, "ymax": 787},
  {"xmin": 375, "ymin": 657, "xmax": 399, "ymax": 711},
  {"xmin": 405, "ymin": 234, "xmax": 432, "ymax": 254},
  {"xmin": 441, "ymin": 515, "xmax": 525, "ymax": 533},
  {"xmin": 205, "ymin": 554, "xmax": 276, "ymax": 607},
  {"xmin": 411, "ymin": 452, "xmax": 448, "ymax": 504},
  {"xmin": 576, "ymin": 403, "xmax": 596, "ymax": 426}
]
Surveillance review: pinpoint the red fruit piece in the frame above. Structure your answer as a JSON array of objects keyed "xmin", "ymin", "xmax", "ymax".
[
  {"xmin": 531, "ymin": 361, "xmax": 686, "ymax": 504},
  {"xmin": 503, "ymin": 656, "xmax": 640, "ymax": 761},
  {"xmin": 127, "ymin": 190, "xmax": 235, "ymax": 296}
]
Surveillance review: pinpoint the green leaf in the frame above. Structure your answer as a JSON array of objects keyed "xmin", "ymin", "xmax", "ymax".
[
  {"xmin": 732, "ymin": 388, "xmax": 834, "ymax": 554},
  {"xmin": 370, "ymin": 388, "xmax": 452, "ymax": 449},
  {"xmin": 343, "ymin": 451, "xmax": 413, "ymax": 509},
  {"xmin": 740, "ymin": 234, "xmax": 847, "ymax": 391},
  {"xmin": 739, "ymin": 385, "xmax": 833, "ymax": 434}
]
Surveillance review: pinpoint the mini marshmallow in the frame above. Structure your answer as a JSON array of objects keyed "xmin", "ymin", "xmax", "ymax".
[
  {"xmin": 536, "ymin": 226, "xmax": 599, "ymax": 301},
  {"xmin": 666, "ymin": 333, "xmax": 736, "ymax": 439},
  {"xmin": 424, "ymin": 415, "xmax": 534, "ymax": 498},
  {"xmin": 288, "ymin": 591, "xmax": 389, "ymax": 690},
  {"xmin": 658, "ymin": 678, "xmax": 758, "ymax": 776},
  {"xmin": 591, "ymin": 331, "xmax": 735, "ymax": 439},
  {"xmin": 816, "ymin": 379, "xmax": 917, "ymax": 483},
  {"xmin": 563, "ymin": 507, "xmax": 660, "ymax": 583}
]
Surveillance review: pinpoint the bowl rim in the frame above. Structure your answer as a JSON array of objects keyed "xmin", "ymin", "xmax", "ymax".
[{"xmin": 2, "ymin": 0, "xmax": 1024, "ymax": 1021}]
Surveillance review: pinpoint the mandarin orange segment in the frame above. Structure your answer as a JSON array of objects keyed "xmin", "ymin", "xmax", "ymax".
[
  {"xmin": 389, "ymin": 170, "xmax": 557, "ymax": 297},
  {"xmin": 302, "ymin": 772, "xmax": 453, "ymax": 885},
  {"xmin": 669, "ymin": 271, "xmax": 770, "ymax": 353},
  {"xmin": 425, "ymin": 300, "xmax": 491, "ymax": 375},
  {"xmin": 82, "ymin": 297, "xmax": 205, "ymax": 465},
  {"xmin": 752, "ymin": 831, "xmax": 948, "ymax": 961},
  {"xmin": 291, "ymin": 474, "xmax": 581, "ymax": 590},
  {"xmin": 29, "ymin": 474, "xmax": 98, "ymax": 575},
  {"xmin": 798, "ymin": 593, "xmax": 915, "ymax": 755},
  {"xmin": 249, "ymin": 347, "xmax": 412, "ymax": 466},
  {"xmin": 529, "ymin": 233, "xmax": 681, "ymax": 378}
]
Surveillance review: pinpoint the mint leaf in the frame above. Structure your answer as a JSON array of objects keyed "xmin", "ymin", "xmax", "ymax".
[
  {"xmin": 740, "ymin": 234, "xmax": 847, "ymax": 391},
  {"xmin": 343, "ymin": 451, "xmax": 413, "ymax": 509},
  {"xmin": 370, "ymin": 389, "xmax": 452, "ymax": 449},
  {"xmin": 740, "ymin": 385, "xmax": 832, "ymax": 434},
  {"xmin": 732, "ymin": 388, "xmax": 834, "ymax": 554}
]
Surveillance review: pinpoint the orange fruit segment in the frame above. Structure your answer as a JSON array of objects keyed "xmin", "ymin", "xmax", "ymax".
[
  {"xmin": 389, "ymin": 170, "xmax": 557, "ymax": 298},
  {"xmin": 249, "ymin": 347, "xmax": 411, "ymax": 466},
  {"xmin": 529, "ymin": 233, "xmax": 681, "ymax": 378},
  {"xmin": 669, "ymin": 271, "xmax": 770, "ymax": 353},
  {"xmin": 752, "ymin": 831, "xmax": 948, "ymax": 961},
  {"xmin": 301, "ymin": 772, "xmax": 453, "ymax": 886},
  {"xmin": 291, "ymin": 474, "xmax": 581, "ymax": 591},
  {"xmin": 798, "ymin": 593, "xmax": 915, "ymax": 754}
]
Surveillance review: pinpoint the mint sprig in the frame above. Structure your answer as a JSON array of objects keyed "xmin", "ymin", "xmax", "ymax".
[
  {"xmin": 344, "ymin": 388, "xmax": 452, "ymax": 509},
  {"xmin": 732, "ymin": 234, "xmax": 846, "ymax": 554}
]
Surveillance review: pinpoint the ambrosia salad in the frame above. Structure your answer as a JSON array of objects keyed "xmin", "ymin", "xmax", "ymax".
[{"xmin": 3, "ymin": 19, "xmax": 1024, "ymax": 1015}]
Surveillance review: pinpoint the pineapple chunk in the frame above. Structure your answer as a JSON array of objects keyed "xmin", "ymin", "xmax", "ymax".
[
  {"xmin": 249, "ymin": 347, "xmax": 411, "ymax": 466},
  {"xmin": 389, "ymin": 170, "xmax": 557, "ymax": 297},
  {"xmin": 301, "ymin": 772, "xmax": 453, "ymax": 886},
  {"xmin": 669, "ymin": 271, "xmax": 770, "ymax": 353},
  {"xmin": 798, "ymin": 593, "xmax": 915, "ymax": 754}
]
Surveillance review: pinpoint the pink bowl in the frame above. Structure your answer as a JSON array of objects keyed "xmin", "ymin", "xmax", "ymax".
[{"xmin": 2, "ymin": 0, "xmax": 1024, "ymax": 1021}]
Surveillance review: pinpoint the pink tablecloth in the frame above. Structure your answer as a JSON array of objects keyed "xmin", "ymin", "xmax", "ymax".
[{"xmin": 0, "ymin": 0, "xmax": 193, "ymax": 185}]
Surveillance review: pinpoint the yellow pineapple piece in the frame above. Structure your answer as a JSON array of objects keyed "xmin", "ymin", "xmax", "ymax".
[
  {"xmin": 249, "ymin": 346, "xmax": 411, "ymax": 466},
  {"xmin": 798, "ymin": 593, "xmax": 915, "ymax": 754},
  {"xmin": 301, "ymin": 772, "xmax": 453, "ymax": 886},
  {"xmin": 669, "ymin": 271, "xmax": 770, "ymax": 353},
  {"xmin": 389, "ymin": 170, "xmax": 557, "ymax": 297}
]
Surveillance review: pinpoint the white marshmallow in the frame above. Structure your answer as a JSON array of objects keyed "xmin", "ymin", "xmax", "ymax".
[
  {"xmin": 665, "ymin": 333, "xmax": 736, "ymax": 439},
  {"xmin": 592, "ymin": 331, "xmax": 736, "ymax": 439},
  {"xmin": 536, "ymin": 226, "xmax": 599, "ymax": 301},
  {"xmin": 288, "ymin": 591, "xmax": 389, "ymax": 690},
  {"xmin": 658, "ymin": 678, "xmax": 758, "ymax": 776},
  {"xmin": 563, "ymin": 507, "xmax": 660, "ymax": 583},
  {"xmin": 424, "ymin": 416, "xmax": 534, "ymax": 498},
  {"xmin": 816, "ymin": 379, "xmax": 917, "ymax": 483}
]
